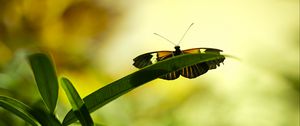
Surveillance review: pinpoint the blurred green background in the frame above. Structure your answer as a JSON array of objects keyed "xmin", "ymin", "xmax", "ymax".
[{"xmin": 0, "ymin": 0, "xmax": 299, "ymax": 126}]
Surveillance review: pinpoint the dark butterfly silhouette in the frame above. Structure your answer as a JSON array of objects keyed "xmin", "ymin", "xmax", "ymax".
[{"xmin": 133, "ymin": 23, "xmax": 225, "ymax": 80}]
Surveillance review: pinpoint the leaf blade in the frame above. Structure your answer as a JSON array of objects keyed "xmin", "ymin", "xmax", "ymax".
[
  {"xmin": 28, "ymin": 53, "xmax": 59, "ymax": 113},
  {"xmin": 61, "ymin": 77, "xmax": 94, "ymax": 126},
  {"xmin": 0, "ymin": 96, "xmax": 39, "ymax": 126},
  {"xmin": 30, "ymin": 100, "xmax": 62, "ymax": 126},
  {"xmin": 63, "ymin": 53, "xmax": 225, "ymax": 125}
]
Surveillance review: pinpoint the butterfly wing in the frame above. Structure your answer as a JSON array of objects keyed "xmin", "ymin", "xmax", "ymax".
[
  {"xmin": 159, "ymin": 71, "xmax": 181, "ymax": 80},
  {"xmin": 181, "ymin": 48, "xmax": 225, "ymax": 79},
  {"xmin": 133, "ymin": 51, "xmax": 182, "ymax": 80},
  {"xmin": 182, "ymin": 48, "xmax": 223, "ymax": 54},
  {"xmin": 133, "ymin": 51, "xmax": 173, "ymax": 68},
  {"xmin": 133, "ymin": 48, "xmax": 225, "ymax": 80},
  {"xmin": 181, "ymin": 63, "xmax": 209, "ymax": 78}
]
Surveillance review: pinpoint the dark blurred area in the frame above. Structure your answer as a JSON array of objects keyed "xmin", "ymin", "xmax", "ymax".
[
  {"xmin": 0, "ymin": 0, "xmax": 122, "ymax": 125},
  {"xmin": 0, "ymin": 0, "xmax": 120, "ymax": 69}
]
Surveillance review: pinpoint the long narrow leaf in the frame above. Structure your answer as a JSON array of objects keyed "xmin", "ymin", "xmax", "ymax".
[
  {"xmin": 0, "ymin": 96, "xmax": 39, "ymax": 126},
  {"xmin": 61, "ymin": 77, "xmax": 94, "ymax": 126},
  {"xmin": 30, "ymin": 100, "xmax": 61, "ymax": 126},
  {"xmin": 63, "ymin": 53, "xmax": 225, "ymax": 125},
  {"xmin": 28, "ymin": 53, "xmax": 59, "ymax": 113}
]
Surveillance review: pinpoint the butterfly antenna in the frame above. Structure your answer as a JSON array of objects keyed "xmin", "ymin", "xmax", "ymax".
[
  {"xmin": 177, "ymin": 23, "xmax": 194, "ymax": 45},
  {"xmin": 153, "ymin": 33, "xmax": 177, "ymax": 46}
]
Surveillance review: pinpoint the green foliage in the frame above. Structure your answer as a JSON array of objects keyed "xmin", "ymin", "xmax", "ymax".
[
  {"xmin": 30, "ymin": 100, "xmax": 61, "ymax": 126},
  {"xmin": 28, "ymin": 53, "xmax": 59, "ymax": 113},
  {"xmin": 0, "ymin": 52, "xmax": 225, "ymax": 126},
  {"xmin": 61, "ymin": 77, "xmax": 94, "ymax": 126},
  {"xmin": 63, "ymin": 53, "xmax": 225, "ymax": 125},
  {"xmin": 0, "ymin": 96, "xmax": 39, "ymax": 126}
]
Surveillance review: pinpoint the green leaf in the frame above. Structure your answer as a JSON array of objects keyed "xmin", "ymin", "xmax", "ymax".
[
  {"xmin": 71, "ymin": 122, "xmax": 105, "ymax": 126},
  {"xmin": 61, "ymin": 77, "xmax": 94, "ymax": 126},
  {"xmin": 30, "ymin": 100, "xmax": 61, "ymax": 126},
  {"xmin": 28, "ymin": 53, "xmax": 59, "ymax": 113},
  {"xmin": 0, "ymin": 96, "xmax": 39, "ymax": 126},
  {"xmin": 63, "ymin": 53, "xmax": 225, "ymax": 125}
]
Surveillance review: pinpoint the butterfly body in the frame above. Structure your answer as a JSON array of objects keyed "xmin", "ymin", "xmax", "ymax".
[
  {"xmin": 173, "ymin": 46, "xmax": 182, "ymax": 56},
  {"xmin": 133, "ymin": 46, "xmax": 225, "ymax": 80}
]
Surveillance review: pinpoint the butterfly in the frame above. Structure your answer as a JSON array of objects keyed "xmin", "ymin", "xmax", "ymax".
[{"xmin": 133, "ymin": 23, "xmax": 225, "ymax": 80}]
